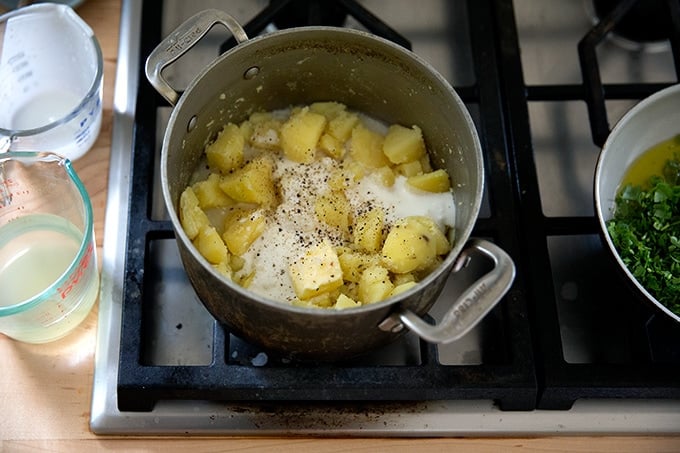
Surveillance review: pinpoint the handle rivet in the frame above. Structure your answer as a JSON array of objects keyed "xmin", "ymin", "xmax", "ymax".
[
  {"xmin": 187, "ymin": 115, "xmax": 197, "ymax": 132},
  {"xmin": 244, "ymin": 66, "xmax": 260, "ymax": 80}
]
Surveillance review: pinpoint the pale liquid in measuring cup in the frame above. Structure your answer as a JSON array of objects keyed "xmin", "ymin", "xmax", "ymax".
[
  {"xmin": 11, "ymin": 91, "xmax": 81, "ymax": 130},
  {"xmin": 0, "ymin": 214, "xmax": 99, "ymax": 343}
]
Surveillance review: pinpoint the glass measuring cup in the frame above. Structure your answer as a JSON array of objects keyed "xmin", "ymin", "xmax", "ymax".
[
  {"xmin": 0, "ymin": 152, "xmax": 99, "ymax": 343},
  {"xmin": 0, "ymin": 4, "xmax": 103, "ymax": 161}
]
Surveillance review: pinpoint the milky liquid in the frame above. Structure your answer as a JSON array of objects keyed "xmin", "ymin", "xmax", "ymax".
[
  {"xmin": 0, "ymin": 214, "xmax": 99, "ymax": 343},
  {"xmin": 11, "ymin": 91, "xmax": 81, "ymax": 130}
]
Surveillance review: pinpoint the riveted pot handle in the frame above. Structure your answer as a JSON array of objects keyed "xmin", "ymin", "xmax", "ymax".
[
  {"xmin": 380, "ymin": 239, "xmax": 515, "ymax": 344},
  {"xmin": 145, "ymin": 9, "xmax": 248, "ymax": 106}
]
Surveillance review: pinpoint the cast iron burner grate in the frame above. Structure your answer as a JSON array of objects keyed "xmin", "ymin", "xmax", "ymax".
[{"xmin": 117, "ymin": 0, "xmax": 680, "ymax": 413}]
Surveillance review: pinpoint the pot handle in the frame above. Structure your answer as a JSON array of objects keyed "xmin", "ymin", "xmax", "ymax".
[
  {"xmin": 379, "ymin": 239, "xmax": 515, "ymax": 344},
  {"xmin": 145, "ymin": 9, "xmax": 249, "ymax": 106}
]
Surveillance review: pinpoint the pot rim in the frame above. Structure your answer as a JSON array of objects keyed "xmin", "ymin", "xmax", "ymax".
[
  {"xmin": 160, "ymin": 25, "xmax": 485, "ymax": 317},
  {"xmin": 594, "ymin": 82, "xmax": 680, "ymax": 323}
]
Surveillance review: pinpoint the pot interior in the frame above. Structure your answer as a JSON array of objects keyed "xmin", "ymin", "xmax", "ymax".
[{"xmin": 162, "ymin": 27, "xmax": 483, "ymax": 266}]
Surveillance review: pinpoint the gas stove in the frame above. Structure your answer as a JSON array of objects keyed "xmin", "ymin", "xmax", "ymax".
[{"xmin": 90, "ymin": 0, "xmax": 680, "ymax": 435}]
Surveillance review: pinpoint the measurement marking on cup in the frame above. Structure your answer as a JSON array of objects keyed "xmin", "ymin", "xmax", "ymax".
[{"xmin": 58, "ymin": 241, "xmax": 94, "ymax": 300}]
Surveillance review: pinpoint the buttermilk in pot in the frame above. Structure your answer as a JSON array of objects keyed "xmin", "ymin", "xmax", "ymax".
[{"xmin": 179, "ymin": 102, "xmax": 456, "ymax": 309}]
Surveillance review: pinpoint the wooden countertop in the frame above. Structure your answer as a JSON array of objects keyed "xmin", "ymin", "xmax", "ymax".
[{"xmin": 0, "ymin": 1, "xmax": 678, "ymax": 451}]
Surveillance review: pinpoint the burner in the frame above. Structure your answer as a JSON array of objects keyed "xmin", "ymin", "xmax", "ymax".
[
  {"xmin": 592, "ymin": 0, "xmax": 675, "ymax": 50},
  {"xmin": 271, "ymin": 0, "xmax": 347, "ymax": 28}
]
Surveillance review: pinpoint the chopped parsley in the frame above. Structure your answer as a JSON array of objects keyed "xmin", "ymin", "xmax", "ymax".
[{"xmin": 606, "ymin": 155, "xmax": 680, "ymax": 315}]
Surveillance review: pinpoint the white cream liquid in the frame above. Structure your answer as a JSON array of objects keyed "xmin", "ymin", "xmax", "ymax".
[{"xmin": 238, "ymin": 156, "xmax": 456, "ymax": 303}]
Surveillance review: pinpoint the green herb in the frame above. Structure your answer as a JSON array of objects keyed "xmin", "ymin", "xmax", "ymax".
[{"xmin": 606, "ymin": 156, "xmax": 680, "ymax": 314}]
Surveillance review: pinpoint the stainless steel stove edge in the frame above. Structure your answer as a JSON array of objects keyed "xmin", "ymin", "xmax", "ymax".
[{"xmin": 89, "ymin": 0, "xmax": 680, "ymax": 436}]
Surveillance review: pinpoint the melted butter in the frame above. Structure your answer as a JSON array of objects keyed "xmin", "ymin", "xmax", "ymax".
[{"xmin": 619, "ymin": 134, "xmax": 680, "ymax": 189}]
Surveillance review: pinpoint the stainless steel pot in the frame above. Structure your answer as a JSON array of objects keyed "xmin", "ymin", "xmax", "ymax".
[{"xmin": 146, "ymin": 10, "xmax": 515, "ymax": 360}]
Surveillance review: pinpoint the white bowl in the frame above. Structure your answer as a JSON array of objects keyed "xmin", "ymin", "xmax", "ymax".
[{"xmin": 594, "ymin": 83, "xmax": 680, "ymax": 323}]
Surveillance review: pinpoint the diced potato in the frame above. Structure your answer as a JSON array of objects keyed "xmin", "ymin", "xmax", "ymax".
[
  {"xmin": 334, "ymin": 293, "xmax": 360, "ymax": 310},
  {"xmin": 280, "ymin": 107, "xmax": 327, "ymax": 163},
  {"xmin": 383, "ymin": 124, "xmax": 426, "ymax": 164},
  {"xmin": 289, "ymin": 241, "xmax": 343, "ymax": 300},
  {"xmin": 179, "ymin": 186, "xmax": 210, "ymax": 240},
  {"xmin": 219, "ymin": 156, "xmax": 277, "ymax": 207},
  {"xmin": 205, "ymin": 123, "xmax": 245, "ymax": 173},
  {"xmin": 407, "ymin": 169, "xmax": 451, "ymax": 193},
  {"xmin": 194, "ymin": 225, "xmax": 229, "ymax": 264},
  {"xmin": 314, "ymin": 190, "xmax": 351, "ymax": 234},
  {"xmin": 192, "ymin": 173, "xmax": 233, "ymax": 209},
  {"xmin": 381, "ymin": 216, "xmax": 440, "ymax": 273},
  {"xmin": 345, "ymin": 159, "xmax": 366, "ymax": 182},
  {"xmin": 392, "ymin": 272, "xmax": 416, "ymax": 286},
  {"xmin": 249, "ymin": 119, "xmax": 282, "ymax": 150},
  {"xmin": 350, "ymin": 123, "xmax": 389, "ymax": 168},
  {"xmin": 229, "ymin": 254, "xmax": 245, "ymax": 272},
  {"xmin": 309, "ymin": 101, "xmax": 346, "ymax": 120},
  {"xmin": 420, "ymin": 154, "xmax": 433, "ymax": 173},
  {"xmin": 319, "ymin": 133, "xmax": 345, "ymax": 159},
  {"xmin": 358, "ymin": 265, "xmax": 394, "ymax": 304},
  {"xmin": 338, "ymin": 250, "xmax": 380, "ymax": 283},
  {"xmin": 395, "ymin": 160, "xmax": 423, "ymax": 177},
  {"xmin": 353, "ymin": 207, "xmax": 384, "ymax": 254},
  {"xmin": 307, "ymin": 291, "xmax": 336, "ymax": 308},
  {"xmin": 327, "ymin": 111, "xmax": 360, "ymax": 142},
  {"xmin": 222, "ymin": 207, "xmax": 266, "ymax": 256},
  {"xmin": 374, "ymin": 166, "xmax": 395, "ymax": 187},
  {"xmin": 239, "ymin": 120, "xmax": 254, "ymax": 142},
  {"xmin": 328, "ymin": 166, "xmax": 351, "ymax": 191},
  {"xmin": 409, "ymin": 216, "xmax": 450, "ymax": 255},
  {"xmin": 389, "ymin": 281, "xmax": 418, "ymax": 297},
  {"xmin": 340, "ymin": 282, "xmax": 360, "ymax": 302}
]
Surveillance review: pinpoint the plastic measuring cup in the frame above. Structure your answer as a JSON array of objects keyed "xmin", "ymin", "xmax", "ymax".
[
  {"xmin": 0, "ymin": 152, "xmax": 99, "ymax": 343},
  {"xmin": 0, "ymin": 4, "xmax": 103, "ymax": 161}
]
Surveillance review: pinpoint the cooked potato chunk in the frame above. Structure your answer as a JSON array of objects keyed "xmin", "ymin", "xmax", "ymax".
[
  {"xmin": 381, "ymin": 216, "xmax": 447, "ymax": 273},
  {"xmin": 179, "ymin": 186, "xmax": 210, "ymax": 240},
  {"xmin": 192, "ymin": 173, "xmax": 233, "ymax": 209},
  {"xmin": 409, "ymin": 216, "xmax": 450, "ymax": 255},
  {"xmin": 222, "ymin": 207, "xmax": 266, "ymax": 256},
  {"xmin": 280, "ymin": 107, "xmax": 327, "ymax": 163},
  {"xmin": 315, "ymin": 190, "xmax": 351, "ymax": 234},
  {"xmin": 194, "ymin": 225, "xmax": 229, "ymax": 264},
  {"xmin": 353, "ymin": 207, "xmax": 384, "ymax": 254},
  {"xmin": 407, "ymin": 169, "xmax": 451, "ymax": 192},
  {"xmin": 219, "ymin": 156, "xmax": 277, "ymax": 207},
  {"xmin": 395, "ymin": 160, "xmax": 423, "ymax": 177},
  {"xmin": 318, "ymin": 133, "xmax": 345, "ymax": 159},
  {"xmin": 383, "ymin": 124, "xmax": 426, "ymax": 164},
  {"xmin": 206, "ymin": 123, "xmax": 244, "ymax": 173},
  {"xmin": 358, "ymin": 265, "xmax": 394, "ymax": 304},
  {"xmin": 309, "ymin": 101, "xmax": 346, "ymax": 120},
  {"xmin": 389, "ymin": 281, "xmax": 418, "ymax": 297},
  {"xmin": 289, "ymin": 241, "xmax": 344, "ymax": 300},
  {"xmin": 335, "ymin": 293, "xmax": 360, "ymax": 310},
  {"xmin": 327, "ymin": 111, "xmax": 360, "ymax": 142},
  {"xmin": 350, "ymin": 123, "xmax": 389, "ymax": 168},
  {"xmin": 374, "ymin": 166, "xmax": 396, "ymax": 187},
  {"xmin": 338, "ymin": 250, "xmax": 380, "ymax": 283}
]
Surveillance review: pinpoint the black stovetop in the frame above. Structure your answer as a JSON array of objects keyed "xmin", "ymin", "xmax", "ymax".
[{"xmin": 114, "ymin": 0, "xmax": 680, "ymax": 414}]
